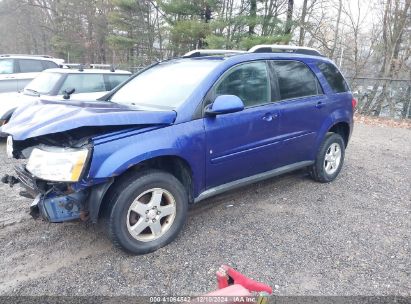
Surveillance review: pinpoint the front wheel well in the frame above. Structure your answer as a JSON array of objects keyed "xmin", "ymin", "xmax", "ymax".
[
  {"xmin": 328, "ymin": 122, "xmax": 350, "ymax": 147},
  {"xmin": 98, "ymin": 156, "xmax": 194, "ymax": 221}
]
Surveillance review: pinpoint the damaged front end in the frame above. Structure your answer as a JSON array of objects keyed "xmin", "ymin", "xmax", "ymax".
[
  {"xmin": 1, "ymin": 99, "xmax": 176, "ymax": 223},
  {"xmin": 3, "ymin": 128, "xmax": 114, "ymax": 223}
]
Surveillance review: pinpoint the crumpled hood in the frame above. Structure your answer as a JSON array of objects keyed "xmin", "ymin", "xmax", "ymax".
[{"xmin": 1, "ymin": 99, "xmax": 176, "ymax": 140}]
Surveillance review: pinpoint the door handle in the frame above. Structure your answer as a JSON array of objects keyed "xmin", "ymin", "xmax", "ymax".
[
  {"xmin": 315, "ymin": 101, "xmax": 324, "ymax": 109},
  {"xmin": 262, "ymin": 112, "xmax": 279, "ymax": 122}
]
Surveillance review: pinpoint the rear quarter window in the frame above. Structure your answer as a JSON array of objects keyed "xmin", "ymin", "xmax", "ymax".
[{"xmin": 317, "ymin": 62, "xmax": 349, "ymax": 93}]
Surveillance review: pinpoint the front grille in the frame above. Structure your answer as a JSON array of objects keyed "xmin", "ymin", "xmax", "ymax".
[{"xmin": 14, "ymin": 165, "xmax": 40, "ymax": 196}]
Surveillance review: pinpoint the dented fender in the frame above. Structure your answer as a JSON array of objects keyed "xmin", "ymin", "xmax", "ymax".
[{"xmin": 87, "ymin": 119, "xmax": 206, "ymax": 197}]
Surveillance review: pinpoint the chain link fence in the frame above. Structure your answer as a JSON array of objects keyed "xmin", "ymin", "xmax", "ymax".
[{"xmin": 347, "ymin": 77, "xmax": 410, "ymax": 119}]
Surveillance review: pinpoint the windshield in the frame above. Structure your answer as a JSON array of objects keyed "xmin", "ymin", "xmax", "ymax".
[
  {"xmin": 24, "ymin": 72, "xmax": 62, "ymax": 95},
  {"xmin": 110, "ymin": 59, "xmax": 220, "ymax": 109}
]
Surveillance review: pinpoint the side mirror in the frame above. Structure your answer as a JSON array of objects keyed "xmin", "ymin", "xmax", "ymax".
[
  {"xmin": 205, "ymin": 95, "xmax": 244, "ymax": 116},
  {"xmin": 63, "ymin": 88, "xmax": 76, "ymax": 100}
]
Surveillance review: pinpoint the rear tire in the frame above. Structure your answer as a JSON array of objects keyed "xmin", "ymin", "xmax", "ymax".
[
  {"xmin": 310, "ymin": 133, "xmax": 345, "ymax": 183},
  {"xmin": 107, "ymin": 169, "xmax": 188, "ymax": 254}
]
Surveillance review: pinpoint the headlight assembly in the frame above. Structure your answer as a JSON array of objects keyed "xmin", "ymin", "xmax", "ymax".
[{"xmin": 26, "ymin": 147, "xmax": 90, "ymax": 182}]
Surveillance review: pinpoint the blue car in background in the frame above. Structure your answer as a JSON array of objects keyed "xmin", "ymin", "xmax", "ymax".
[{"xmin": 1, "ymin": 45, "xmax": 355, "ymax": 254}]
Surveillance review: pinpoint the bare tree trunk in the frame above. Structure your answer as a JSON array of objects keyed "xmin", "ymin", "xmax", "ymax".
[
  {"xmin": 402, "ymin": 72, "xmax": 411, "ymax": 118},
  {"xmin": 249, "ymin": 0, "xmax": 256, "ymax": 35},
  {"xmin": 330, "ymin": 0, "xmax": 342, "ymax": 59},
  {"xmin": 284, "ymin": 0, "xmax": 294, "ymax": 43},
  {"xmin": 372, "ymin": 82, "xmax": 388, "ymax": 116},
  {"xmin": 298, "ymin": 0, "xmax": 308, "ymax": 46}
]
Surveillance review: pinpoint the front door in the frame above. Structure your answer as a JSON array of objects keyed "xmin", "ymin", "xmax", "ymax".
[{"xmin": 204, "ymin": 61, "xmax": 283, "ymax": 189}]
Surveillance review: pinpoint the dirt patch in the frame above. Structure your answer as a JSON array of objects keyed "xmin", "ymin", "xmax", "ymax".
[{"xmin": 354, "ymin": 114, "xmax": 411, "ymax": 129}]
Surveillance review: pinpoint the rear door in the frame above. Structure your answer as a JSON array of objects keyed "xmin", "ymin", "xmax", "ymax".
[
  {"xmin": 204, "ymin": 61, "xmax": 283, "ymax": 188},
  {"xmin": 269, "ymin": 60, "xmax": 328, "ymax": 165},
  {"xmin": 16, "ymin": 59, "xmax": 46, "ymax": 91}
]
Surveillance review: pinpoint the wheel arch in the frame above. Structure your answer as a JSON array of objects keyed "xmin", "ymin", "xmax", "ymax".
[
  {"xmin": 312, "ymin": 113, "xmax": 352, "ymax": 160},
  {"xmin": 1, "ymin": 107, "xmax": 16, "ymax": 122},
  {"xmin": 95, "ymin": 155, "xmax": 194, "ymax": 222},
  {"xmin": 328, "ymin": 121, "xmax": 350, "ymax": 147}
]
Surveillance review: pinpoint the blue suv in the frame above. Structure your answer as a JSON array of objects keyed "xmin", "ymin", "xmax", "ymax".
[{"xmin": 2, "ymin": 45, "xmax": 355, "ymax": 254}]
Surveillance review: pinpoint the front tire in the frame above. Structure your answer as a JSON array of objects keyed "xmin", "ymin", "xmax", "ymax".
[
  {"xmin": 108, "ymin": 170, "xmax": 188, "ymax": 254},
  {"xmin": 310, "ymin": 133, "xmax": 345, "ymax": 183}
]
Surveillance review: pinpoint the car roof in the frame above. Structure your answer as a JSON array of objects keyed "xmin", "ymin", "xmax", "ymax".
[
  {"xmin": 0, "ymin": 54, "xmax": 64, "ymax": 64},
  {"xmin": 42, "ymin": 68, "xmax": 132, "ymax": 75}
]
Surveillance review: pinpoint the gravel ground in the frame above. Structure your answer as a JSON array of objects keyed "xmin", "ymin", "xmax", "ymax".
[{"xmin": 0, "ymin": 122, "xmax": 410, "ymax": 296}]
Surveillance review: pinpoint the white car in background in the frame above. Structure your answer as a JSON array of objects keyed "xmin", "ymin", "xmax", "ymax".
[
  {"xmin": 0, "ymin": 55, "xmax": 65, "ymax": 93},
  {"xmin": 0, "ymin": 68, "xmax": 131, "ymax": 127}
]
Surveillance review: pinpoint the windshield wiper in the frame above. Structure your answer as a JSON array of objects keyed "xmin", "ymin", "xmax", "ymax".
[{"xmin": 24, "ymin": 89, "xmax": 40, "ymax": 97}]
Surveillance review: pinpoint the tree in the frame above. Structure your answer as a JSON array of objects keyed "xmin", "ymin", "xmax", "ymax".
[
  {"xmin": 284, "ymin": 0, "xmax": 294, "ymax": 43},
  {"xmin": 298, "ymin": 0, "xmax": 308, "ymax": 46}
]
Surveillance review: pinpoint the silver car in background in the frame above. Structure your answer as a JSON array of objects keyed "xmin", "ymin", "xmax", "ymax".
[
  {"xmin": 0, "ymin": 67, "xmax": 131, "ymax": 127},
  {"xmin": 0, "ymin": 55, "xmax": 65, "ymax": 93}
]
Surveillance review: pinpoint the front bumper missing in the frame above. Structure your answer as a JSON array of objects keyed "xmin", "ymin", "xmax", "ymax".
[
  {"xmin": 14, "ymin": 165, "xmax": 40, "ymax": 198},
  {"xmin": 5, "ymin": 165, "xmax": 88, "ymax": 223},
  {"xmin": 3, "ymin": 165, "xmax": 111, "ymax": 224}
]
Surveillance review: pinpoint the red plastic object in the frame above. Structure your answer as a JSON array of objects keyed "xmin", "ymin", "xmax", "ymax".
[
  {"xmin": 352, "ymin": 98, "xmax": 358, "ymax": 109},
  {"xmin": 206, "ymin": 284, "xmax": 251, "ymax": 296},
  {"xmin": 195, "ymin": 265, "xmax": 272, "ymax": 304},
  {"xmin": 215, "ymin": 265, "xmax": 273, "ymax": 294}
]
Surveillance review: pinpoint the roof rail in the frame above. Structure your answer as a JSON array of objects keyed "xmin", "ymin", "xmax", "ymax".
[
  {"xmin": 0, "ymin": 54, "xmax": 54, "ymax": 58},
  {"xmin": 65, "ymin": 63, "xmax": 84, "ymax": 69},
  {"xmin": 90, "ymin": 63, "xmax": 116, "ymax": 72},
  {"xmin": 248, "ymin": 45, "xmax": 324, "ymax": 56},
  {"xmin": 183, "ymin": 49, "xmax": 245, "ymax": 58}
]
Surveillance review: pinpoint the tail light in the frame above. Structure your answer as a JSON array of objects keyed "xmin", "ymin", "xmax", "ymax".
[{"xmin": 352, "ymin": 98, "xmax": 358, "ymax": 109}]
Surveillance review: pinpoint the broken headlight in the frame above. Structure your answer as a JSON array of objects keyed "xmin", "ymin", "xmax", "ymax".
[{"xmin": 26, "ymin": 147, "xmax": 89, "ymax": 182}]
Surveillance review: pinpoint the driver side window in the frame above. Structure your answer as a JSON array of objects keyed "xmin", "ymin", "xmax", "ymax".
[{"xmin": 215, "ymin": 61, "xmax": 270, "ymax": 107}]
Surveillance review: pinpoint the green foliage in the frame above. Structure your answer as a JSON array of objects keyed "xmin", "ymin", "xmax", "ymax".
[
  {"xmin": 238, "ymin": 35, "xmax": 287, "ymax": 50},
  {"xmin": 107, "ymin": 35, "xmax": 135, "ymax": 50},
  {"xmin": 204, "ymin": 34, "xmax": 230, "ymax": 49},
  {"xmin": 170, "ymin": 20, "xmax": 210, "ymax": 49},
  {"xmin": 50, "ymin": 35, "xmax": 85, "ymax": 62}
]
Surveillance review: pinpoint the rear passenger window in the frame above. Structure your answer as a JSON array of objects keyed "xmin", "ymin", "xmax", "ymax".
[
  {"xmin": 215, "ymin": 61, "xmax": 270, "ymax": 107},
  {"xmin": 59, "ymin": 74, "xmax": 106, "ymax": 94},
  {"xmin": 106, "ymin": 74, "xmax": 129, "ymax": 90},
  {"xmin": 43, "ymin": 60, "xmax": 59, "ymax": 69},
  {"xmin": 18, "ymin": 59, "xmax": 45, "ymax": 73},
  {"xmin": 317, "ymin": 62, "xmax": 349, "ymax": 93},
  {"xmin": 272, "ymin": 61, "xmax": 320, "ymax": 100}
]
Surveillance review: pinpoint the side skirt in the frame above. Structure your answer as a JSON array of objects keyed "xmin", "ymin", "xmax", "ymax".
[{"xmin": 194, "ymin": 160, "xmax": 314, "ymax": 203}]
